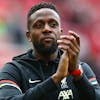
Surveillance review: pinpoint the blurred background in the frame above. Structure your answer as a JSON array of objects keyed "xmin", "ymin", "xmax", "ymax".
[{"xmin": 0, "ymin": 0, "xmax": 100, "ymax": 83}]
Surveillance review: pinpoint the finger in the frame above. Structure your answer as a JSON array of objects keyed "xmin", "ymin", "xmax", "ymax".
[
  {"xmin": 60, "ymin": 35, "xmax": 71, "ymax": 40},
  {"xmin": 70, "ymin": 35, "xmax": 80, "ymax": 51},
  {"xmin": 68, "ymin": 30, "xmax": 80, "ymax": 45},
  {"xmin": 58, "ymin": 36, "xmax": 80, "ymax": 53},
  {"xmin": 67, "ymin": 39, "xmax": 80, "ymax": 55},
  {"xmin": 68, "ymin": 30, "xmax": 79, "ymax": 39},
  {"xmin": 58, "ymin": 40, "xmax": 79, "ymax": 55},
  {"xmin": 61, "ymin": 45, "xmax": 77, "ymax": 56},
  {"xmin": 58, "ymin": 44, "xmax": 69, "ymax": 51},
  {"xmin": 60, "ymin": 35, "xmax": 79, "ymax": 47},
  {"xmin": 67, "ymin": 47, "xmax": 78, "ymax": 56},
  {"xmin": 67, "ymin": 35, "xmax": 80, "ymax": 51}
]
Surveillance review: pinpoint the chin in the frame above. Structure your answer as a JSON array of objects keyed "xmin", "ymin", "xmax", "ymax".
[{"xmin": 34, "ymin": 41, "xmax": 58, "ymax": 55}]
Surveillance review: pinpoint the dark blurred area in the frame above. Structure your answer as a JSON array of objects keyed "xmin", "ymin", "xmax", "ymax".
[{"xmin": 0, "ymin": 0, "xmax": 100, "ymax": 83}]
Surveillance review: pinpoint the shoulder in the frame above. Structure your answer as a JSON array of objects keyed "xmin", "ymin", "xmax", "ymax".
[
  {"xmin": 0, "ymin": 61, "xmax": 19, "ymax": 73},
  {"xmin": 0, "ymin": 61, "xmax": 22, "ymax": 86}
]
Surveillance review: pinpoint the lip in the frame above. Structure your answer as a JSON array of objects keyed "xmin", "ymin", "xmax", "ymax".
[
  {"xmin": 41, "ymin": 36, "xmax": 54, "ymax": 41},
  {"xmin": 41, "ymin": 37, "xmax": 54, "ymax": 47},
  {"xmin": 43, "ymin": 38, "xmax": 53, "ymax": 41}
]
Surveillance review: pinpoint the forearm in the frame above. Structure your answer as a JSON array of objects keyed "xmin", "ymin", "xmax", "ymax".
[
  {"xmin": 0, "ymin": 78, "xmax": 57, "ymax": 100},
  {"xmin": 73, "ymin": 74, "xmax": 95, "ymax": 100},
  {"xmin": 51, "ymin": 51, "xmax": 69, "ymax": 84},
  {"xmin": 23, "ymin": 77, "xmax": 57, "ymax": 100}
]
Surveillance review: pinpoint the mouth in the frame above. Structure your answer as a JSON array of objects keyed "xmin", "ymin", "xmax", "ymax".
[
  {"xmin": 43, "ymin": 38, "xmax": 53, "ymax": 42},
  {"xmin": 41, "ymin": 37, "xmax": 55, "ymax": 47},
  {"xmin": 42, "ymin": 36, "xmax": 54, "ymax": 42}
]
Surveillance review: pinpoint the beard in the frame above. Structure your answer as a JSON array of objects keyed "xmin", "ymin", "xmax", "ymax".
[{"xmin": 33, "ymin": 39, "xmax": 58, "ymax": 56}]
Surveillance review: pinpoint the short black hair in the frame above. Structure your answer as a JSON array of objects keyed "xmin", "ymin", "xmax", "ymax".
[{"xmin": 27, "ymin": 2, "xmax": 59, "ymax": 30}]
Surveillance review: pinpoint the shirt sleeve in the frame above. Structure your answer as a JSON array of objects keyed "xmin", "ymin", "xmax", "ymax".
[
  {"xmin": 0, "ymin": 63, "xmax": 58, "ymax": 100},
  {"xmin": 73, "ymin": 62, "xmax": 100, "ymax": 100}
]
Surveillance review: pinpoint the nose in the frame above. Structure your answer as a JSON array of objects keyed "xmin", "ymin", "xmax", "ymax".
[{"xmin": 42, "ymin": 24, "xmax": 52, "ymax": 34}]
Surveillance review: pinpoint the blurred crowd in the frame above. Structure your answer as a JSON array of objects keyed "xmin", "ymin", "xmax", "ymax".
[{"xmin": 0, "ymin": 0, "xmax": 100, "ymax": 83}]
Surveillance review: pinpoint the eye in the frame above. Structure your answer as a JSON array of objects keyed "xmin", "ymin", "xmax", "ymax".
[
  {"xmin": 49, "ymin": 21, "xmax": 58, "ymax": 28},
  {"xmin": 33, "ymin": 21, "xmax": 44, "ymax": 29}
]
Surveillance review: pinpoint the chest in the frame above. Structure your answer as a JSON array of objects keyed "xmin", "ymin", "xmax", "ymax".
[{"xmin": 19, "ymin": 62, "xmax": 79, "ymax": 100}]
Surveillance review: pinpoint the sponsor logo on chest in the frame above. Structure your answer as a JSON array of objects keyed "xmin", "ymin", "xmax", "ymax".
[{"xmin": 58, "ymin": 77, "xmax": 73, "ymax": 100}]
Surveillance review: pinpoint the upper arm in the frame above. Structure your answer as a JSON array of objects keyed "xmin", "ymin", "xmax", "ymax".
[
  {"xmin": 81, "ymin": 62, "xmax": 100, "ymax": 100},
  {"xmin": 81, "ymin": 62, "xmax": 99, "ymax": 86},
  {"xmin": 0, "ymin": 63, "xmax": 22, "ymax": 97}
]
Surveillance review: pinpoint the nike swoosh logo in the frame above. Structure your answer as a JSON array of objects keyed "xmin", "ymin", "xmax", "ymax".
[{"xmin": 29, "ymin": 78, "xmax": 41, "ymax": 83}]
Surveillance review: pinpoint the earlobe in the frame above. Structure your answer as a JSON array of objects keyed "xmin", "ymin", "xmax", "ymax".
[
  {"xmin": 60, "ymin": 29, "xmax": 63, "ymax": 34},
  {"xmin": 28, "ymin": 39, "xmax": 31, "ymax": 42},
  {"xmin": 61, "ymin": 29, "xmax": 63, "ymax": 33},
  {"xmin": 26, "ymin": 31, "xmax": 31, "ymax": 42}
]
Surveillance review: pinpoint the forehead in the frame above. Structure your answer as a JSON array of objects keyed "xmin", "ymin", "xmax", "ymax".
[{"xmin": 29, "ymin": 8, "xmax": 60, "ymax": 22}]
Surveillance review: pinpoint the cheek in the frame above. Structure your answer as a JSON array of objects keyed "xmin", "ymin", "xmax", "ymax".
[
  {"xmin": 55, "ymin": 30, "xmax": 61, "ymax": 40},
  {"xmin": 31, "ymin": 31, "xmax": 41, "ymax": 42},
  {"xmin": 32, "ymin": 35, "xmax": 39, "ymax": 43}
]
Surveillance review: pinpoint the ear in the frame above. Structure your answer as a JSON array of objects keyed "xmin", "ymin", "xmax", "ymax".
[
  {"xmin": 61, "ymin": 29, "xmax": 63, "ymax": 33},
  {"xmin": 60, "ymin": 28, "xmax": 63, "ymax": 35},
  {"xmin": 26, "ymin": 31, "xmax": 31, "ymax": 42}
]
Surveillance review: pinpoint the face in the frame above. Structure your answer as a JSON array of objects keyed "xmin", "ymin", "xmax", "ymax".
[{"xmin": 26, "ymin": 8, "xmax": 62, "ymax": 56}]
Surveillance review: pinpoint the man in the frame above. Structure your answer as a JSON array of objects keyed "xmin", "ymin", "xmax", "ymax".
[{"xmin": 0, "ymin": 2, "xmax": 100, "ymax": 100}]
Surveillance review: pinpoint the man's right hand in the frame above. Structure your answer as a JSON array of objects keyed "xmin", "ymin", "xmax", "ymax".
[{"xmin": 51, "ymin": 51, "xmax": 69, "ymax": 84}]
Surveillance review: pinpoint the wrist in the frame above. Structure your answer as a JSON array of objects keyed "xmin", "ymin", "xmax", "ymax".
[
  {"xmin": 70, "ymin": 64, "xmax": 83, "ymax": 80},
  {"xmin": 51, "ymin": 73, "xmax": 63, "ymax": 84}
]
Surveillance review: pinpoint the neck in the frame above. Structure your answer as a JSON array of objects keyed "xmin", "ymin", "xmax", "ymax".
[{"xmin": 32, "ymin": 49, "xmax": 58, "ymax": 63}]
